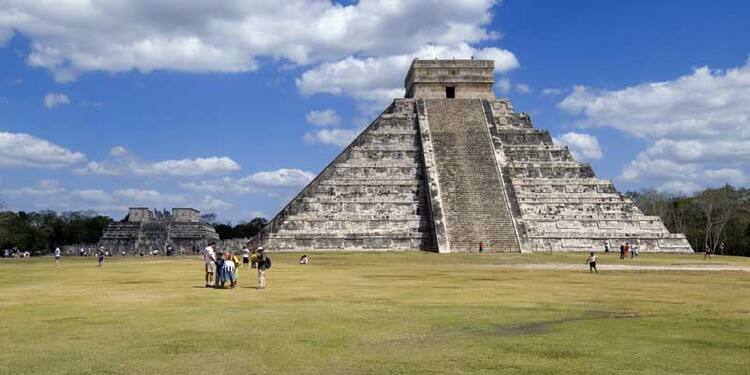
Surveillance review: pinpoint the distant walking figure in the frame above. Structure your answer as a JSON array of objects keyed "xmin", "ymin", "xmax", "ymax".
[
  {"xmin": 587, "ymin": 252, "xmax": 598, "ymax": 273},
  {"xmin": 604, "ymin": 241, "xmax": 610, "ymax": 253},
  {"xmin": 703, "ymin": 245, "xmax": 712, "ymax": 260},
  {"xmin": 257, "ymin": 247, "xmax": 271, "ymax": 289},
  {"xmin": 98, "ymin": 249, "xmax": 105, "ymax": 267},
  {"xmin": 619, "ymin": 243, "xmax": 625, "ymax": 259},
  {"xmin": 241, "ymin": 245, "xmax": 251, "ymax": 267},
  {"xmin": 204, "ymin": 241, "xmax": 217, "ymax": 288},
  {"xmin": 478, "ymin": 242, "xmax": 484, "ymax": 253}
]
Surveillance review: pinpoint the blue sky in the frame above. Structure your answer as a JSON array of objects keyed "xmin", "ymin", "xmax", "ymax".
[{"xmin": 1, "ymin": 0, "xmax": 749, "ymax": 222}]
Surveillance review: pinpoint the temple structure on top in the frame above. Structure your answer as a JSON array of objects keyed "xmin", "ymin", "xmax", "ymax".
[
  {"xmin": 100, "ymin": 207, "xmax": 218, "ymax": 254},
  {"xmin": 250, "ymin": 59, "xmax": 692, "ymax": 253}
]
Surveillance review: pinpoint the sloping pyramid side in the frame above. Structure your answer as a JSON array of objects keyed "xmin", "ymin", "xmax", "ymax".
[
  {"xmin": 250, "ymin": 99, "xmax": 437, "ymax": 251},
  {"xmin": 485, "ymin": 99, "xmax": 694, "ymax": 252}
]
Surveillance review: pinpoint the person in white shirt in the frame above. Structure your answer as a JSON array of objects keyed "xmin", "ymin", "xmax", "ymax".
[
  {"xmin": 54, "ymin": 247, "xmax": 61, "ymax": 266},
  {"xmin": 221, "ymin": 252, "xmax": 237, "ymax": 289},
  {"xmin": 586, "ymin": 252, "xmax": 598, "ymax": 273},
  {"xmin": 203, "ymin": 242, "xmax": 217, "ymax": 288},
  {"xmin": 241, "ymin": 246, "xmax": 251, "ymax": 268}
]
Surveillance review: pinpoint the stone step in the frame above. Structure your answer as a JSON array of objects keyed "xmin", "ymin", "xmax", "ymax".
[{"xmin": 424, "ymin": 98, "xmax": 520, "ymax": 253}]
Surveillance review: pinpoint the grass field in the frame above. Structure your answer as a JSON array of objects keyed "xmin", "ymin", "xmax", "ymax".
[{"xmin": 1, "ymin": 252, "xmax": 749, "ymax": 374}]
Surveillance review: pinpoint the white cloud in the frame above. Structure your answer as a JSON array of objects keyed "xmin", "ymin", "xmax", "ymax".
[
  {"xmin": 181, "ymin": 168, "xmax": 315, "ymax": 194},
  {"xmin": 198, "ymin": 195, "xmax": 232, "ymax": 211},
  {"xmin": 552, "ymin": 132, "xmax": 603, "ymax": 162},
  {"xmin": 3, "ymin": 179, "xmax": 65, "ymax": 197},
  {"xmin": 0, "ymin": 131, "xmax": 85, "ymax": 168},
  {"xmin": 238, "ymin": 168, "xmax": 315, "ymax": 188},
  {"xmin": 559, "ymin": 59, "xmax": 750, "ymax": 190},
  {"xmin": 0, "ymin": 1, "xmax": 501, "ymax": 82},
  {"xmin": 515, "ymin": 83, "xmax": 531, "ymax": 94},
  {"xmin": 542, "ymin": 88, "xmax": 561, "ymax": 97},
  {"xmin": 306, "ymin": 109, "xmax": 341, "ymax": 127},
  {"xmin": 75, "ymin": 146, "xmax": 240, "ymax": 177},
  {"xmin": 303, "ymin": 128, "xmax": 360, "ymax": 147},
  {"xmin": 496, "ymin": 78, "xmax": 511, "ymax": 95},
  {"xmin": 296, "ymin": 43, "xmax": 518, "ymax": 110},
  {"xmin": 43, "ymin": 93, "xmax": 70, "ymax": 109}
]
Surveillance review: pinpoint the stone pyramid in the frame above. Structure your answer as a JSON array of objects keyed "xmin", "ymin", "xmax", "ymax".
[{"xmin": 251, "ymin": 59, "xmax": 693, "ymax": 253}]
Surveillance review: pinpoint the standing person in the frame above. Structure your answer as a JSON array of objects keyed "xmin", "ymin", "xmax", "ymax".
[
  {"xmin": 704, "ymin": 244, "xmax": 712, "ymax": 260},
  {"xmin": 214, "ymin": 252, "xmax": 225, "ymax": 289},
  {"xmin": 630, "ymin": 243, "xmax": 636, "ymax": 259},
  {"xmin": 604, "ymin": 241, "xmax": 610, "ymax": 253},
  {"xmin": 719, "ymin": 242, "xmax": 726, "ymax": 255},
  {"xmin": 619, "ymin": 243, "xmax": 625, "ymax": 260},
  {"xmin": 54, "ymin": 247, "xmax": 61, "ymax": 266},
  {"xmin": 478, "ymin": 241, "xmax": 484, "ymax": 253},
  {"xmin": 230, "ymin": 252, "xmax": 241, "ymax": 285},
  {"xmin": 257, "ymin": 247, "xmax": 270, "ymax": 289},
  {"xmin": 586, "ymin": 252, "xmax": 598, "ymax": 273},
  {"xmin": 250, "ymin": 249, "xmax": 258, "ymax": 269},
  {"xmin": 203, "ymin": 241, "xmax": 217, "ymax": 288},
  {"xmin": 98, "ymin": 248, "xmax": 105, "ymax": 267},
  {"xmin": 623, "ymin": 242, "xmax": 630, "ymax": 259},
  {"xmin": 241, "ymin": 245, "xmax": 251, "ymax": 268}
]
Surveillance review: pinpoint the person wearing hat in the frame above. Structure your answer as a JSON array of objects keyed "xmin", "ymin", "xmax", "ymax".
[{"xmin": 256, "ymin": 247, "xmax": 270, "ymax": 289}]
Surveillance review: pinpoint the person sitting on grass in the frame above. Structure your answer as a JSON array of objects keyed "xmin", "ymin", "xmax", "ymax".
[
  {"xmin": 214, "ymin": 252, "xmax": 225, "ymax": 288},
  {"xmin": 586, "ymin": 252, "xmax": 598, "ymax": 273},
  {"xmin": 300, "ymin": 254, "xmax": 309, "ymax": 264},
  {"xmin": 221, "ymin": 252, "xmax": 237, "ymax": 289}
]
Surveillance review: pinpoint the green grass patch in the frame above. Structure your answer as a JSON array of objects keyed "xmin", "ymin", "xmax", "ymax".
[{"xmin": 1, "ymin": 252, "xmax": 748, "ymax": 374}]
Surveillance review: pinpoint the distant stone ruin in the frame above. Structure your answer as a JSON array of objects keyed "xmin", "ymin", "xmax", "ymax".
[
  {"xmin": 251, "ymin": 59, "xmax": 693, "ymax": 253},
  {"xmin": 100, "ymin": 207, "xmax": 219, "ymax": 254}
]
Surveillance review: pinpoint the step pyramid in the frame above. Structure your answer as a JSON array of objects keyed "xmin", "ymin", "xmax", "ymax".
[{"xmin": 251, "ymin": 59, "xmax": 693, "ymax": 253}]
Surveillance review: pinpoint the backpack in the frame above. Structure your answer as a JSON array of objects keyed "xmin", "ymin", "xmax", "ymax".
[{"xmin": 265, "ymin": 256, "xmax": 272, "ymax": 269}]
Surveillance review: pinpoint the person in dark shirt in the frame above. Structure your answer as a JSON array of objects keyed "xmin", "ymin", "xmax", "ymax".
[{"xmin": 214, "ymin": 252, "xmax": 225, "ymax": 289}]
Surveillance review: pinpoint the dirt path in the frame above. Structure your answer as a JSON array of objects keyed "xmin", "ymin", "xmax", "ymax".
[{"xmin": 492, "ymin": 263, "xmax": 750, "ymax": 272}]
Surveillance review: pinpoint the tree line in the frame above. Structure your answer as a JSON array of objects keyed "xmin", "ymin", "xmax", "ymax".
[
  {"xmin": 626, "ymin": 185, "xmax": 750, "ymax": 256},
  {"xmin": 0, "ymin": 210, "xmax": 113, "ymax": 253}
]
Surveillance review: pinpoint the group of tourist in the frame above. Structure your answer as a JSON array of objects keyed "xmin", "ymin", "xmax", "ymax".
[{"xmin": 203, "ymin": 241, "xmax": 271, "ymax": 289}]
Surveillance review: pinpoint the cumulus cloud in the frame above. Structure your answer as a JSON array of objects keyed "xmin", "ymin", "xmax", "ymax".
[
  {"xmin": 75, "ymin": 146, "xmax": 240, "ymax": 177},
  {"xmin": 296, "ymin": 43, "xmax": 518, "ymax": 110},
  {"xmin": 303, "ymin": 128, "xmax": 361, "ymax": 147},
  {"xmin": 495, "ymin": 78, "xmax": 511, "ymax": 95},
  {"xmin": 552, "ymin": 132, "xmax": 603, "ymax": 162},
  {"xmin": 181, "ymin": 168, "xmax": 315, "ymax": 194},
  {"xmin": 0, "ymin": 180, "xmax": 209, "ymax": 215},
  {"xmin": 559, "ymin": 59, "xmax": 750, "ymax": 192},
  {"xmin": 0, "ymin": 131, "xmax": 85, "ymax": 168},
  {"xmin": 0, "ymin": 0, "xmax": 502, "ymax": 82},
  {"xmin": 43, "ymin": 93, "xmax": 70, "ymax": 109},
  {"xmin": 306, "ymin": 109, "xmax": 341, "ymax": 127}
]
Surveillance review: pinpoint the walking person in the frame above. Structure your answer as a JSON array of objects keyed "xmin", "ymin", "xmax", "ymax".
[
  {"xmin": 703, "ymin": 244, "xmax": 712, "ymax": 260},
  {"xmin": 241, "ymin": 245, "xmax": 251, "ymax": 268},
  {"xmin": 250, "ymin": 249, "xmax": 258, "ymax": 269},
  {"xmin": 619, "ymin": 242, "xmax": 625, "ymax": 260},
  {"xmin": 203, "ymin": 241, "xmax": 217, "ymax": 288},
  {"xmin": 586, "ymin": 252, "xmax": 598, "ymax": 273},
  {"xmin": 604, "ymin": 240, "xmax": 610, "ymax": 253},
  {"xmin": 97, "ymin": 248, "xmax": 105, "ymax": 267},
  {"xmin": 478, "ymin": 241, "xmax": 484, "ymax": 253},
  {"xmin": 257, "ymin": 247, "xmax": 271, "ymax": 289},
  {"xmin": 54, "ymin": 247, "xmax": 61, "ymax": 266}
]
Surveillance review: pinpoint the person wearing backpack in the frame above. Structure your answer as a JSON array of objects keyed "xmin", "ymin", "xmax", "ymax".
[{"xmin": 257, "ymin": 247, "xmax": 271, "ymax": 289}]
